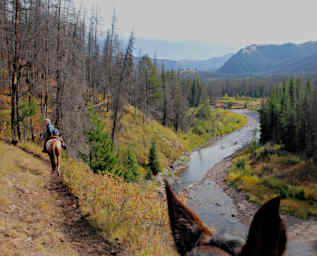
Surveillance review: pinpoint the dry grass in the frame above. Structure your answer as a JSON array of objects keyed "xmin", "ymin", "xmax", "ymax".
[
  {"xmin": 100, "ymin": 105, "xmax": 189, "ymax": 172},
  {"xmin": 216, "ymin": 96, "xmax": 262, "ymax": 110},
  {"xmin": 18, "ymin": 142, "xmax": 180, "ymax": 255},
  {"xmin": 0, "ymin": 141, "xmax": 80, "ymax": 256},
  {"xmin": 227, "ymin": 144, "xmax": 317, "ymax": 218},
  {"xmin": 60, "ymin": 157, "xmax": 179, "ymax": 255},
  {"xmin": 99, "ymin": 105, "xmax": 247, "ymax": 174}
]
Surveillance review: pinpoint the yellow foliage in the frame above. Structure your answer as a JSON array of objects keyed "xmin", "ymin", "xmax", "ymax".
[
  {"xmin": 227, "ymin": 172, "xmax": 242, "ymax": 184},
  {"xmin": 241, "ymin": 175, "xmax": 260, "ymax": 186},
  {"xmin": 61, "ymin": 158, "xmax": 178, "ymax": 255}
]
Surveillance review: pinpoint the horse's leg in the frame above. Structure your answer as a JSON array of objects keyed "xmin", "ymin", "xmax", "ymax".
[
  {"xmin": 48, "ymin": 153, "xmax": 56, "ymax": 173},
  {"xmin": 56, "ymin": 150, "xmax": 61, "ymax": 177}
]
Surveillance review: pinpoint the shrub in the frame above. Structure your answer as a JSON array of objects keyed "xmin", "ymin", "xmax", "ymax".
[
  {"xmin": 196, "ymin": 102, "xmax": 212, "ymax": 120},
  {"xmin": 283, "ymin": 156, "xmax": 301, "ymax": 166},
  {"xmin": 280, "ymin": 186, "xmax": 289, "ymax": 199},
  {"xmin": 236, "ymin": 158, "xmax": 246, "ymax": 171},
  {"xmin": 226, "ymin": 101, "xmax": 233, "ymax": 109},
  {"xmin": 61, "ymin": 160, "xmax": 178, "ymax": 255},
  {"xmin": 296, "ymin": 188, "xmax": 305, "ymax": 201}
]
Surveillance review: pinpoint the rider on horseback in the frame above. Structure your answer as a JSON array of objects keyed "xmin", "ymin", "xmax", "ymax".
[{"xmin": 42, "ymin": 118, "xmax": 67, "ymax": 153}]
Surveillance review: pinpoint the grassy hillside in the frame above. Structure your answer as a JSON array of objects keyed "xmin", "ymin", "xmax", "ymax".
[
  {"xmin": 219, "ymin": 41, "xmax": 317, "ymax": 75},
  {"xmin": 1, "ymin": 94, "xmax": 248, "ymax": 255},
  {"xmin": 99, "ymin": 104, "xmax": 247, "ymax": 175},
  {"xmin": 19, "ymin": 141, "xmax": 180, "ymax": 255},
  {"xmin": 227, "ymin": 144, "xmax": 317, "ymax": 218},
  {"xmin": 100, "ymin": 105, "xmax": 189, "ymax": 174},
  {"xmin": 0, "ymin": 101, "xmax": 247, "ymax": 177},
  {"xmin": 0, "ymin": 141, "xmax": 107, "ymax": 255}
]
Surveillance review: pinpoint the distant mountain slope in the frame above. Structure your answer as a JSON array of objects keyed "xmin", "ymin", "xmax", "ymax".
[
  {"xmin": 133, "ymin": 38, "xmax": 237, "ymax": 60},
  {"xmin": 177, "ymin": 54, "xmax": 233, "ymax": 71},
  {"xmin": 218, "ymin": 41, "xmax": 317, "ymax": 75},
  {"xmin": 135, "ymin": 54, "xmax": 233, "ymax": 72}
]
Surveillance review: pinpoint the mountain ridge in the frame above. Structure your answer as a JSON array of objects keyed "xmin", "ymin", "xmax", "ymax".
[
  {"xmin": 218, "ymin": 41, "xmax": 317, "ymax": 75},
  {"xmin": 134, "ymin": 53, "xmax": 233, "ymax": 72}
]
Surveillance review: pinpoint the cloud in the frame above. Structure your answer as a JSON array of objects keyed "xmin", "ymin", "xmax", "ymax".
[{"xmin": 76, "ymin": 0, "xmax": 317, "ymax": 46}]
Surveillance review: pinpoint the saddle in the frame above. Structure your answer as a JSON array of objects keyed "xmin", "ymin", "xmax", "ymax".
[{"xmin": 45, "ymin": 136, "xmax": 66, "ymax": 150}]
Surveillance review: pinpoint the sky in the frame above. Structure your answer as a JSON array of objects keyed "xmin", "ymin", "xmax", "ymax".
[{"xmin": 75, "ymin": 0, "xmax": 317, "ymax": 58}]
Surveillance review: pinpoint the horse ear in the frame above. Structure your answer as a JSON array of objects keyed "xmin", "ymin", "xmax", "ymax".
[
  {"xmin": 164, "ymin": 180, "xmax": 213, "ymax": 255},
  {"xmin": 241, "ymin": 197, "xmax": 287, "ymax": 256}
]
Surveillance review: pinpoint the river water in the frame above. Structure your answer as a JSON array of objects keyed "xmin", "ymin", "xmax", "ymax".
[
  {"xmin": 173, "ymin": 110, "xmax": 259, "ymax": 240},
  {"xmin": 174, "ymin": 110, "xmax": 259, "ymax": 193},
  {"xmin": 173, "ymin": 109, "xmax": 316, "ymax": 256}
]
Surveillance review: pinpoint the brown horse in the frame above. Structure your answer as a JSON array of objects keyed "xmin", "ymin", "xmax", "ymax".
[
  {"xmin": 45, "ymin": 136, "xmax": 62, "ymax": 176},
  {"xmin": 165, "ymin": 180, "xmax": 287, "ymax": 256}
]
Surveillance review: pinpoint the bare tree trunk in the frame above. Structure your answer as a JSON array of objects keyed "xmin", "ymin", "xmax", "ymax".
[
  {"xmin": 10, "ymin": 70, "xmax": 17, "ymax": 143},
  {"xmin": 15, "ymin": 71, "xmax": 21, "ymax": 140},
  {"xmin": 55, "ymin": 0, "xmax": 63, "ymax": 129}
]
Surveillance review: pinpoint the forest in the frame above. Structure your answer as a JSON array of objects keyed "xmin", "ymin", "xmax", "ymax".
[
  {"xmin": 0, "ymin": 0, "xmax": 252, "ymax": 179},
  {"xmin": 0, "ymin": 0, "xmax": 209, "ymax": 154},
  {"xmin": 0, "ymin": 1, "xmax": 251, "ymax": 255},
  {"xmin": 259, "ymin": 78, "xmax": 317, "ymax": 161},
  {"xmin": 2, "ymin": 1, "xmax": 317, "ymax": 255}
]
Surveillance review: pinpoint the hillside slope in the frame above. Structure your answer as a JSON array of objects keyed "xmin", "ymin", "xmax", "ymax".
[
  {"xmin": 0, "ymin": 141, "xmax": 120, "ymax": 256},
  {"xmin": 219, "ymin": 41, "xmax": 317, "ymax": 75},
  {"xmin": 134, "ymin": 53, "xmax": 233, "ymax": 71}
]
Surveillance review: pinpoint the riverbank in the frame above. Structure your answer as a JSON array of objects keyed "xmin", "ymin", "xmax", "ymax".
[
  {"xmin": 178, "ymin": 110, "xmax": 259, "ymax": 237},
  {"xmin": 181, "ymin": 111, "xmax": 317, "ymax": 255},
  {"xmin": 201, "ymin": 156, "xmax": 317, "ymax": 241},
  {"xmin": 180, "ymin": 110, "xmax": 317, "ymax": 252}
]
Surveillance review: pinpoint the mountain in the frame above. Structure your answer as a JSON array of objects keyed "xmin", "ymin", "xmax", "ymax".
[
  {"xmin": 218, "ymin": 41, "xmax": 317, "ymax": 75},
  {"xmin": 133, "ymin": 38, "xmax": 237, "ymax": 60},
  {"xmin": 177, "ymin": 54, "xmax": 233, "ymax": 71},
  {"xmin": 134, "ymin": 54, "xmax": 233, "ymax": 72}
]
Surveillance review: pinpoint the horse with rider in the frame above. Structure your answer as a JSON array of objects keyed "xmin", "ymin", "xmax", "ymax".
[{"xmin": 42, "ymin": 118, "xmax": 66, "ymax": 176}]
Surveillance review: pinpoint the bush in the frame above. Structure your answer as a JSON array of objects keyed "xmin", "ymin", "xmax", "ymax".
[
  {"xmin": 192, "ymin": 122, "xmax": 205, "ymax": 135},
  {"xmin": 280, "ymin": 186, "xmax": 289, "ymax": 199},
  {"xmin": 236, "ymin": 158, "xmax": 246, "ymax": 171},
  {"xmin": 296, "ymin": 188, "xmax": 305, "ymax": 201},
  {"xmin": 226, "ymin": 102, "xmax": 233, "ymax": 109},
  {"xmin": 254, "ymin": 144, "xmax": 284, "ymax": 160},
  {"xmin": 196, "ymin": 102, "xmax": 212, "ymax": 120},
  {"xmin": 283, "ymin": 156, "xmax": 301, "ymax": 166}
]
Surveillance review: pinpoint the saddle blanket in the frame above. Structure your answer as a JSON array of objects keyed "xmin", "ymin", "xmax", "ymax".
[{"xmin": 46, "ymin": 139, "xmax": 62, "ymax": 151}]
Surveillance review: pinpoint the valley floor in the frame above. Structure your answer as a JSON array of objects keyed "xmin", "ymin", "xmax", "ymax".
[
  {"xmin": 182, "ymin": 113, "xmax": 317, "ymax": 255},
  {"xmin": 202, "ymin": 157, "xmax": 317, "ymax": 243},
  {"xmin": 0, "ymin": 140, "xmax": 122, "ymax": 256},
  {"xmin": 201, "ymin": 157, "xmax": 317, "ymax": 255}
]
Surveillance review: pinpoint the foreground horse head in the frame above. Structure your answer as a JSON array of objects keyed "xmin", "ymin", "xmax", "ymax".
[
  {"xmin": 46, "ymin": 137, "xmax": 62, "ymax": 176},
  {"xmin": 165, "ymin": 180, "xmax": 287, "ymax": 256}
]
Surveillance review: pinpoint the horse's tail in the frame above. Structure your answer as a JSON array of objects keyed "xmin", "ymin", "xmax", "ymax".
[{"xmin": 52, "ymin": 141, "xmax": 58, "ymax": 170}]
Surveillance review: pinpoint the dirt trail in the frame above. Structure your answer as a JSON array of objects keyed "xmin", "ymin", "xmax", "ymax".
[{"xmin": 0, "ymin": 141, "xmax": 121, "ymax": 256}]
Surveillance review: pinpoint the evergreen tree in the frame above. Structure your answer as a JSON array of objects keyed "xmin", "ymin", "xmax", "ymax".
[
  {"xmin": 147, "ymin": 140, "xmax": 162, "ymax": 178},
  {"xmin": 122, "ymin": 147, "xmax": 140, "ymax": 182},
  {"xmin": 259, "ymin": 77, "xmax": 317, "ymax": 159},
  {"xmin": 87, "ymin": 106, "xmax": 119, "ymax": 174}
]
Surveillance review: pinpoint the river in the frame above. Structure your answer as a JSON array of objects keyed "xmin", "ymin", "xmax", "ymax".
[{"xmin": 173, "ymin": 109, "xmax": 316, "ymax": 256}]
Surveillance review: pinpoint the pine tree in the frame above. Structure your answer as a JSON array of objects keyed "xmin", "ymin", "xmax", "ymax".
[
  {"xmin": 122, "ymin": 147, "xmax": 140, "ymax": 182},
  {"xmin": 87, "ymin": 106, "xmax": 119, "ymax": 174},
  {"xmin": 147, "ymin": 140, "xmax": 162, "ymax": 178}
]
